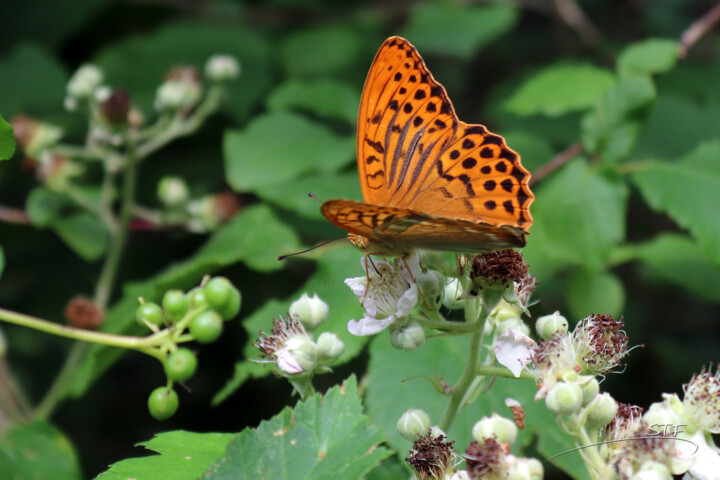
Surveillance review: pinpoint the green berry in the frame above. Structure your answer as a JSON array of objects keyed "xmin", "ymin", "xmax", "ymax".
[
  {"xmin": 204, "ymin": 277, "xmax": 233, "ymax": 309},
  {"xmin": 147, "ymin": 387, "xmax": 178, "ymax": 420},
  {"xmin": 164, "ymin": 348, "xmax": 198, "ymax": 382},
  {"xmin": 186, "ymin": 287, "xmax": 209, "ymax": 310},
  {"xmin": 162, "ymin": 289, "xmax": 189, "ymax": 322},
  {"xmin": 136, "ymin": 302, "xmax": 164, "ymax": 328},
  {"xmin": 190, "ymin": 311, "xmax": 223, "ymax": 343},
  {"xmin": 216, "ymin": 287, "xmax": 241, "ymax": 321}
]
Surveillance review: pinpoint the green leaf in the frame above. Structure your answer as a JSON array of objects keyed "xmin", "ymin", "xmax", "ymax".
[
  {"xmin": 617, "ymin": 38, "xmax": 680, "ymax": 77},
  {"xmin": 522, "ymin": 159, "xmax": 628, "ymax": 273},
  {"xmin": 54, "ymin": 212, "xmax": 109, "ymax": 261},
  {"xmin": 255, "ymin": 172, "xmax": 361, "ymax": 220},
  {"xmin": 633, "ymin": 234, "xmax": 720, "ymax": 302},
  {"xmin": 505, "ymin": 64, "xmax": 615, "ymax": 117},
  {"xmin": 65, "ymin": 205, "xmax": 301, "ymax": 399},
  {"xmin": 0, "ymin": 44, "xmax": 67, "ymax": 115},
  {"xmin": 96, "ymin": 431, "xmax": 234, "ymax": 480},
  {"xmin": 266, "ymin": 80, "xmax": 360, "ymax": 125},
  {"xmin": 224, "ymin": 112, "xmax": 354, "ymax": 192},
  {"xmin": 366, "ymin": 335, "xmax": 586, "ymax": 479},
  {"xmin": 631, "ymin": 141, "xmax": 720, "ymax": 265},
  {"xmin": 94, "ymin": 22, "xmax": 273, "ymax": 122},
  {"xmin": 206, "ymin": 377, "xmax": 392, "ymax": 479},
  {"xmin": 567, "ymin": 270, "xmax": 625, "ymax": 319},
  {"xmin": 0, "ymin": 115, "xmax": 16, "ymax": 160},
  {"xmin": 0, "ymin": 245, "xmax": 4, "ymax": 280},
  {"xmin": 502, "ymin": 130, "xmax": 555, "ymax": 173},
  {"xmin": 279, "ymin": 27, "xmax": 363, "ymax": 78},
  {"xmin": 0, "ymin": 421, "xmax": 81, "ymax": 480},
  {"xmin": 213, "ymin": 247, "xmax": 365, "ymax": 404},
  {"xmin": 401, "ymin": 2, "xmax": 518, "ymax": 60},
  {"xmin": 26, "ymin": 187, "xmax": 70, "ymax": 227},
  {"xmin": 581, "ymin": 75, "xmax": 655, "ymax": 162},
  {"xmin": 635, "ymin": 95, "xmax": 720, "ymax": 160},
  {"xmin": 366, "ymin": 456, "xmax": 409, "ymax": 480}
]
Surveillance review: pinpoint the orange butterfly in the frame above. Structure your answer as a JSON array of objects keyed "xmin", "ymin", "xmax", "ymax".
[{"xmin": 322, "ymin": 36, "xmax": 534, "ymax": 256}]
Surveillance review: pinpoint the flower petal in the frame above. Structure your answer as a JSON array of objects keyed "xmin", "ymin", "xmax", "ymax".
[
  {"xmin": 348, "ymin": 315, "xmax": 395, "ymax": 336},
  {"xmin": 495, "ymin": 328, "xmax": 537, "ymax": 378},
  {"xmin": 277, "ymin": 348, "xmax": 304, "ymax": 374}
]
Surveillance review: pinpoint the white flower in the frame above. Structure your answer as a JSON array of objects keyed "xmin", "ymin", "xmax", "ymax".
[
  {"xmin": 494, "ymin": 328, "xmax": 537, "ymax": 378},
  {"xmin": 683, "ymin": 431, "xmax": 720, "ymax": 480},
  {"xmin": 345, "ymin": 253, "xmax": 420, "ymax": 336},
  {"xmin": 67, "ymin": 64, "xmax": 103, "ymax": 100}
]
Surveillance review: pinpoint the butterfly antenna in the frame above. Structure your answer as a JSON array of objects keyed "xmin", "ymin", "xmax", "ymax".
[
  {"xmin": 277, "ymin": 236, "xmax": 347, "ymax": 261},
  {"xmin": 307, "ymin": 192, "xmax": 323, "ymax": 204}
]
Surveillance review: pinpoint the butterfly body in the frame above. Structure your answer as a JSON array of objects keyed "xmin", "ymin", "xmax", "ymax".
[{"xmin": 322, "ymin": 36, "xmax": 534, "ymax": 256}]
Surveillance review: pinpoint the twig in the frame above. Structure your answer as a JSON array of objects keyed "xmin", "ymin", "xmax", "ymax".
[
  {"xmin": 679, "ymin": 2, "xmax": 720, "ymax": 58},
  {"xmin": 553, "ymin": 0, "xmax": 603, "ymax": 47},
  {"xmin": 530, "ymin": 142, "xmax": 584, "ymax": 186},
  {"xmin": 0, "ymin": 206, "xmax": 29, "ymax": 225}
]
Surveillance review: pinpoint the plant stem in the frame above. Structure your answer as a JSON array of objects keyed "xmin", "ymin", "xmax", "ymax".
[
  {"xmin": 0, "ymin": 308, "xmax": 170, "ymax": 350},
  {"xmin": 95, "ymin": 141, "xmax": 137, "ymax": 309},
  {"xmin": 438, "ymin": 299, "xmax": 487, "ymax": 432},
  {"xmin": 475, "ymin": 365, "xmax": 535, "ymax": 380},
  {"xmin": 34, "ymin": 138, "xmax": 139, "ymax": 420}
]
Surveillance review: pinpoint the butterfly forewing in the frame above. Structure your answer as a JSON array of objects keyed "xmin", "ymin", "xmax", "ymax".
[{"xmin": 326, "ymin": 36, "xmax": 534, "ymax": 255}]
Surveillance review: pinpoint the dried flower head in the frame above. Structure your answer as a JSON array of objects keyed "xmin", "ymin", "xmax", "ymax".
[
  {"xmin": 64, "ymin": 295, "xmax": 104, "ymax": 330},
  {"xmin": 406, "ymin": 431, "xmax": 456, "ymax": 480},
  {"xmin": 464, "ymin": 437, "xmax": 506, "ymax": 479},
  {"xmin": 100, "ymin": 89, "xmax": 131, "ymax": 126},
  {"xmin": 683, "ymin": 364, "xmax": 720, "ymax": 434},
  {"xmin": 574, "ymin": 314, "xmax": 632, "ymax": 375},
  {"xmin": 253, "ymin": 315, "xmax": 316, "ymax": 377},
  {"xmin": 470, "ymin": 249, "xmax": 528, "ymax": 286}
]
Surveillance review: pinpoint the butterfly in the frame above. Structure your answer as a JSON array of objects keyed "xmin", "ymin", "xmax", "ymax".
[{"xmin": 321, "ymin": 36, "xmax": 534, "ymax": 257}]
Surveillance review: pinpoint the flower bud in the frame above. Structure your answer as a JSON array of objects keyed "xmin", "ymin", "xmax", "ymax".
[
  {"xmin": 429, "ymin": 425, "xmax": 446, "ymax": 438},
  {"xmin": 507, "ymin": 456, "xmax": 543, "ymax": 480},
  {"xmin": 12, "ymin": 115, "xmax": 63, "ymax": 158},
  {"xmin": 631, "ymin": 460, "xmax": 672, "ymax": 480},
  {"xmin": 100, "ymin": 89, "xmax": 131, "ymax": 126},
  {"xmin": 390, "ymin": 321, "xmax": 425, "ymax": 351},
  {"xmin": 187, "ymin": 192, "xmax": 242, "ymax": 232},
  {"xmin": 416, "ymin": 269, "xmax": 444, "ymax": 300},
  {"xmin": 580, "ymin": 376, "xmax": 600, "ymax": 406},
  {"xmin": 397, "ymin": 408, "xmax": 431, "ymax": 441},
  {"xmin": 316, "ymin": 332, "xmax": 344, "ymax": 365},
  {"xmin": 586, "ymin": 392, "xmax": 618, "ymax": 428},
  {"xmin": 277, "ymin": 336, "xmax": 317, "ymax": 378},
  {"xmin": 157, "ymin": 176, "xmax": 189, "ymax": 207},
  {"xmin": 67, "ymin": 64, "xmax": 103, "ymax": 100},
  {"xmin": 643, "ymin": 399, "xmax": 685, "ymax": 433},
  {"xmin": 442, "ymin": 278, "xmax": 464, "ymax": 310},
  {"xmin": 535, "ymin": 311, "xmax": 568, "ymax": 340},
  {"xmin": 450, "ymin": 471, "xmax": 471, "ymax": 480},
  {"xmin": 472, "ymin": 413, "xmax": 518, "ymax": 445},
  {"xmin": 545, "ymin": 382, "xmax": 584, "ymax": 414},
  {"xmin": 205, "ymin": 55, "xmax": 240, "ymax": 82},
  {"xmin": 289, "ymin": 293, "xmax": 328, "ymax": 330}
]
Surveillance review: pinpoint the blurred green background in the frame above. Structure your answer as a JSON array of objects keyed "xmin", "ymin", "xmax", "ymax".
[{"xmin": 0, "ymin": 0, "xmax": 719, "ymax": 478}]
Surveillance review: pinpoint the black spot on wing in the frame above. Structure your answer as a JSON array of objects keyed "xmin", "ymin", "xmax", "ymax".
[
  {"xmin": 394, "ymin": 72, "xmax": 402, "ymax": 81},
  {"xmin": 462, "ymin": 158, "xmax": 477, "ymax": 169},
  {"xmin": 404, "ymin": 103, "xmax": 413, "ymax": 113},
  {"xmin": 462, "ymin": 138, "xmax": 475, "ymax": 149},
  {"xmin": 503, "ymin": 200, "xmax": 514, "ymax": 214},
  {"xmin": 426, "ymin": 102, "xmax": 436, "ymax": 112},
  {"xmin": 464, "ymin": 126, "xmax": 487, "ymax": 136},
  {"xmin": 413, "ymin": 116, "xmax": 423, "ymax": 127},
  {"xmin": 449, "ymin": 150, "xmax": 460, "ymax": 160},
  {"xmin": 365, "ymin": 138, "xmax": 384, "ymax": 154},
  {"xmin": 480, "ymin": 165, "xmax": 491, "ymax": 174},
  {"xmin": 483, "ymin": 135, "xmax": 503, "ymax": 146},
  {"xmin": 484, "ymin": 200, "xmax": 497, "ymax": 210},
  {"xmin": 500, "ymin": 149, "xmax": 517, "ymax": 161},
  {"xmin": 414, "ymin": 90, "xmax": 426, "ymax": 100},
  {"xmin": 484, "ymin": 180, "xmax": 496, "ymax": 191},
  {"xmin": 495, "ymin": 161, "xmax": 507, "ymax": 173},
  {"xmin": 389, "ymin": 100, "xmax": 399, "ymax": 111},
  {"xmin": 500, "ymin": 179, "xmax": 513, "ymax": 193}
]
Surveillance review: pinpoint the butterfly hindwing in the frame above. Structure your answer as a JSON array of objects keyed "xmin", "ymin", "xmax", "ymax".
[{"xmin": 322, "ymin": 199, "xmax": 525, "ymax": 253}]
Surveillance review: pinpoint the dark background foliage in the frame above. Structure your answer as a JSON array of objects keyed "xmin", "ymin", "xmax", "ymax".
[{"xmin": 0, "ymin": 0, "xmax": 719, "ymax": 478}]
